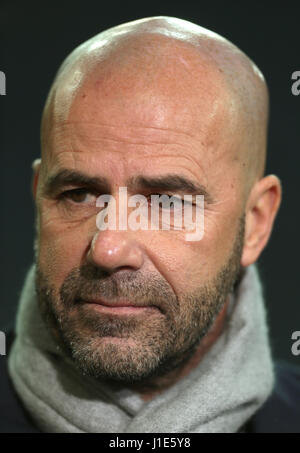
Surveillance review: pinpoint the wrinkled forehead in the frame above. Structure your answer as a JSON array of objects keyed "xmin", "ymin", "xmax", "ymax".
[{"xmin": 42, "ymin": 33, "xmax": 239, "ymax": 154}]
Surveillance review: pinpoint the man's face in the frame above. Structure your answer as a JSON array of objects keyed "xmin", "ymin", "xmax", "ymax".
[{"xmin": 34, "ymin": 55, "xmax": 246, "ymax": 384}]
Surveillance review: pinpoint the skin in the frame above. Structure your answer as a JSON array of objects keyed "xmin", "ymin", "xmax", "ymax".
[{"xmin": 31, "ymin": 17, "xmax": 281, "ymax": 401}]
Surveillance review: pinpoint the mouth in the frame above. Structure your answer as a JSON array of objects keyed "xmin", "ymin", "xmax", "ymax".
[{"xmin": 77, "ymin": 298, "xmax": 160, "ymax": 315}]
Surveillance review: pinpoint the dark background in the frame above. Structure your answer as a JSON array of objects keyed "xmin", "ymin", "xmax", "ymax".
[{"xmin": 1, "ymin": 0, "xmax": 299, "ymax": 364}]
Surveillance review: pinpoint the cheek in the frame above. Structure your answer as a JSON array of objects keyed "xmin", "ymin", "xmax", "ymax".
[
  {"xmin": 167, "ymin": 211, "xmax": 242, "ymax": 290},
  {"xmin": 143, "ymin": 233, "xmax": 204, "ymax": 298},
  {"xmin": 37, "ymin": 210, "xmax": 93, "ymax": 291}
]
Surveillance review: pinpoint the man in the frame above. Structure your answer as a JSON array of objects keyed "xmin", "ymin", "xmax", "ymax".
[{"xmin": 1, "ymin": 16, "xmax": 299, "ymax": 433}]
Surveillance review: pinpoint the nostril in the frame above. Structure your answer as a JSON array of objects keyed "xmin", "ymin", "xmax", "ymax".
[
  {"xmin": 115, "ymin": 265, "xmax": 135, "ymax": 272},
  {"xmin": 87, "ymin": 230, "xmax": 144, "ymax": 272}
]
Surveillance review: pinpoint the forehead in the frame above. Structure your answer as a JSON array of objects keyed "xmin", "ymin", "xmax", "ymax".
[
  {"xmin": 52, "ymin": 36, "xmax": 237, "ymax": 126},
  {"xmin": 42, "ymin": 38, "xmax": 241, "ymax": 182}
]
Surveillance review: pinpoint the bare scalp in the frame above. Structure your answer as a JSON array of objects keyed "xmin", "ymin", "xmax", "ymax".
[{"xmin": 40, "ymin": 16, "xmax": 269, "ymax": 197}]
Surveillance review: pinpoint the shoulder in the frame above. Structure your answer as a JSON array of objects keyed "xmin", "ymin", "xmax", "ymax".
[
  {"xmin": 247, "ymin": 360, "xmax": 300, "ymax": 433},
  {"xmin": 0, "ymin": 329, "xmax": 40, "ymax": 433}
]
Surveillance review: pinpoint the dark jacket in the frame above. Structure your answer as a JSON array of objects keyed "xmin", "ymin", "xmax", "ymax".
[{"xmin": 0, "ymin": 330, "xmax": 299, "ymax": 433}]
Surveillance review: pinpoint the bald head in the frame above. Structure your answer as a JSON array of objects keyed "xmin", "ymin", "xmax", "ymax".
[{"xmin": 40, "ymin": 16, "xmax": 269, "ymax": 196}]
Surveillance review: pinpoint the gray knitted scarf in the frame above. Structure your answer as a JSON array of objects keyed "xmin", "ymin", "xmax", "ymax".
[{"xmin": 8, "ymin": 263, "xmax": 274, "ymax": 433}]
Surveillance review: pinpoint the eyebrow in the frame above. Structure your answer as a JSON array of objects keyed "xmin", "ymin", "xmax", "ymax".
[
  {"xmin": 127, "ymin": 174, "xmax": 214, "ymax": 203},
  {"xmin": 44, "ymin": 169, "xmax": 213, "ymax": 203},
  {"xmin": 44, "ymin": 169, "xmax": 111, "ymax": 196}
]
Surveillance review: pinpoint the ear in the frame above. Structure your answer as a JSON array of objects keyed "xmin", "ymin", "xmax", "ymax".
[
  {"xmin": 241, "ymin": 174, "xmax": 282, "ymax": 267},
  {"xmin": 32, "ymin": 158, "xmax": 41, "ymax": 200}
]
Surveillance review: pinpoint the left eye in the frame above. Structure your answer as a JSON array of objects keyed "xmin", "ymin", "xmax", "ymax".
[{"xmin": 60, "ymin": 189, "xmax": 96, "ymax": 204}]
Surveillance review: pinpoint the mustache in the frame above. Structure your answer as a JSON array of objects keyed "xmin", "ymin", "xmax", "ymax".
[{"xmin": 59, "ymin": 262, "xmax": 178, "ymax": 314}]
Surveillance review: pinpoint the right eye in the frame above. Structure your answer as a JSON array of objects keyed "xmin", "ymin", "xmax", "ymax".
[{"xmin": 60, "ymin": 188, "xmax": 97, "ymax": 205}]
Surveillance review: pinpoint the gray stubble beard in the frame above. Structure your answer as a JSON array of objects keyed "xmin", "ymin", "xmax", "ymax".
[{"xmin": 34, "ymin": 215, "xmax": 245, "ymax": 387}]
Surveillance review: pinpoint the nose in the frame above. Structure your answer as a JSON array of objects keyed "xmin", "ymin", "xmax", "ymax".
[{"xmin": 86, "ymin": 230, "xmax": 144, "ymax": 273}]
